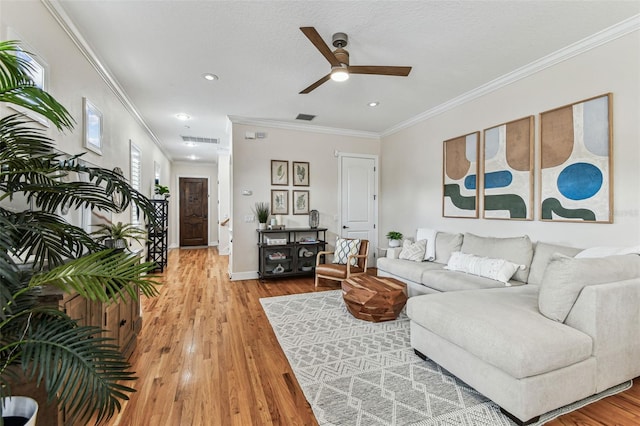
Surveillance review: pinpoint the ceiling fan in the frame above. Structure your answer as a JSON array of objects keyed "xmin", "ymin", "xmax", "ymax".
[{"xmin": 299, "ymin": 27, "xmax": 412, "ymax": 94}]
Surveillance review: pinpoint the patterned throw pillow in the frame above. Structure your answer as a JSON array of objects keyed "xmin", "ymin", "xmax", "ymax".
[
  {"xmin": 445, "ymin": 252, "xmax": 524, "ymax": 284},
  {"xmin": 332, "ymin": 238, "xmax": 361, "ymax": 266},
  {"xmin": 399, "ymin": 239, "xmax": 427, "ymax": 262}
]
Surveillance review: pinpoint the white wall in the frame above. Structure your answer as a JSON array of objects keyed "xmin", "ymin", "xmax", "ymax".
[
  {"xmin": 230, "ymin": 123, "xmax": 380, "ymax": 279},
  {"xmin": 217, "ymin": 154, "xmax": 231, "ymax": 255},
  {"xmin": 1, "ymin": 1, "xmax": 172, "ymax": 232},
  {"xmin": 380, "ymin": 31, "xmax": 640, "ymax": 248},
  {"xmin": 170, "ymin": 162, "xmax": 219, "ymax": 248}
]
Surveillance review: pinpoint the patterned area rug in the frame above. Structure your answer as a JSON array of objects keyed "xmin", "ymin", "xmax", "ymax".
[{"xmin": 260, "ymin": 290, "xmax": 631, "ymax": 426}]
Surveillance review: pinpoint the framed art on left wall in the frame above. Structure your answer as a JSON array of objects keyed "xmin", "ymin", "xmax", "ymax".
[{"xmin": 83, "ymin": 97, "xmax": 103, "ymax": 155}]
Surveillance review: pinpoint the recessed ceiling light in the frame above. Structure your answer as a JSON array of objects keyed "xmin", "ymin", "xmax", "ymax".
[
  {"xmin": 175, "ymin": 113, "xmax": 191, "ymax": 121},
  {"xmin": 368, "ymin": 101, "xmax": 379, "ymax": 107},
  {"xmin": 203, "ymin": 73, "xmax": 218, "ymax": 81},
  {"xmin": 184, "ymin": 142, "xmax": 196, "ymax": 147},
  {"xmin": 188, "ymin": 155, "xmax": 198, "ymax": 160}
]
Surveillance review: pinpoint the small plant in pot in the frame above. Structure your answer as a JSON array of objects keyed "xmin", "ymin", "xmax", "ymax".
[
  {"xmin": 91, "ymin": 221, "xmax": 147, "ymax": 250},
  {"xmin": 154, "ymin": 183, "xmax": 170, "ymax": 199},
  {"xmin": 253, "ymin": 202, "xmax": 270, "ymax": 230},
  {"xmin": 386, "ymin": 231, "xmax": 404, "ymax": 248}
]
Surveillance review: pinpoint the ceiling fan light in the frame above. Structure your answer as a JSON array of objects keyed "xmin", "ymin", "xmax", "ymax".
[{"xmin": 330, "ymin": 65, "xmax": 349, "ymax": 82}]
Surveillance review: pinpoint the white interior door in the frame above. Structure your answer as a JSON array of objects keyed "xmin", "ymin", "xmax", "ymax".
[{"xmin": 339, "ymin": 154, "xmax": 377, "ymax": 265}]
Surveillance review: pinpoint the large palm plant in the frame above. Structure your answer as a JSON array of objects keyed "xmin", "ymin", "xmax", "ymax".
[{"xmin": 0, "ymin": 40, "xmax": 160, "ymax": 423}]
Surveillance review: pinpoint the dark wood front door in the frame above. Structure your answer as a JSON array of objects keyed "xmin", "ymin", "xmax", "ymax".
[{"xmin": 179, "ymin": 177, "xmax": 208, "ymax": 246}]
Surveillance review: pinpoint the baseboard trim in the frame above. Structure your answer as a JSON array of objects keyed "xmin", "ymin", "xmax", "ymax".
[{"xmin": 229, "ymin": 271, "xmax": 259, "ymax": 281}]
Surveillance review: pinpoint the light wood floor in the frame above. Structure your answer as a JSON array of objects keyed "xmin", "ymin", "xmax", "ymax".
[{"xmin": 107, "ymin": 247, "xmax": 640, "ymax": 426}]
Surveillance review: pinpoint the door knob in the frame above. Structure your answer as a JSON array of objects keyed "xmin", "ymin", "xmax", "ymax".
[{"xmin": 342, "ymin": 225, "xmax": 349, "ymax": 229}]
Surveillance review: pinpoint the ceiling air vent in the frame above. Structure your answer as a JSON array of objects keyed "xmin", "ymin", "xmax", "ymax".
[
  {"xmin": 181, "ymin": 135, "xmax": 219, "ymax": 144},
  {"xmin": 296, "ymin": 113, "xmax": 316, "ymax": 121}
]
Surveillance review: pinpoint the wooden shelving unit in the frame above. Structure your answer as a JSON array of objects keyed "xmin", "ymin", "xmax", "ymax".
[{"xmin": 257, "ymin": 228, "xmax": 327, "ymax": 280}]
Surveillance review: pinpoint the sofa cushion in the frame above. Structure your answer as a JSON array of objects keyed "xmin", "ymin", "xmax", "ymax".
[
  {"xmin": 538, "ymin": 253, "xmax": 640, "ymax": 322},
  {"xmin": 461, "ymin": 233, "xmax": 533, "ymax": 283},
  {"xmin": 434, "ymin": 232, "xmax": 463, "ymax": 264},
  {"xmin": 376, "ymin": 257, "xmax": 445, "ymax": 283},
  {"xmin": 528, "ymin": 242, "xmax": 582, "ymax": 286},
  {"xmin": 399, "ymin": 239, "xmax": 427, "ymax": 262},
  {"xmin": 421, "ymin": 269, "xmax": 519, "ymax": 292},
  {"xmin": 444, "ymin": 252, "xmax": 524, "ymax": 284},
  {"xmin": 407, "ymin": 286, "xmax": 593, "ymax": 379}
]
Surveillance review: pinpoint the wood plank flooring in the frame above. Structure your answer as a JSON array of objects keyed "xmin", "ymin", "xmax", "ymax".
[{"xmin": 107, "ymin": 247, "xmax": 640, "ymax": 426}]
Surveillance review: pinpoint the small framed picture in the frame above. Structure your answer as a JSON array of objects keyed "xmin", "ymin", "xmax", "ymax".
[
  {"xmin": 292, "ymin": 161, "xmax": 310, "ymax": 186},
  {"xmin": 293, "ymin": 190, "xmax": 310, "ymax": 215},
  {"xmin": 83, "ymin": 97, "xmax": 103, "ymax": 155},
  {"xmin": 271, "ymin": 190, "xmax": 289, "ymax": 215},
  {"xmin": 271, "ymin": 160, "xmax": 288, "ymax": 186}
]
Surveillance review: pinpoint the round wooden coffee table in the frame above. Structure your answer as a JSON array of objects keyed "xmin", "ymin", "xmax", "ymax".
[{"xmin": 341, "ymin": 274, "xmax": 408, "ymax": 322}]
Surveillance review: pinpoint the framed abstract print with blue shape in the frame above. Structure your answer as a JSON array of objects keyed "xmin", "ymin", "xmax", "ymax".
[
  {"xmin": 483, "ymin": 116, "xmax": 534, "ymax": 220},
  {"xmin": 540, "ymin": 93, "xmax": 612, "ymax": 223},
  {"xmin": 442, "ymin": 132, "xmax": 479, "ymax": 218}
]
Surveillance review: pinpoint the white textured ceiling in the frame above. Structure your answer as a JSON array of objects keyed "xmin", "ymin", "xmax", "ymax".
[{"xmin": 53, "ymin": 0, "xmax": 639, "ymax": 163}]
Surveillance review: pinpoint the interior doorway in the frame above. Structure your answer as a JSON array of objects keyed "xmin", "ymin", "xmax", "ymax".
[
  {"xmin": 179, "ymin": 177, "xmax": 209, "ymax": 246},
  {"xmin": 339, "ymin": 154, "xmax": 378, "ymax": 265}
]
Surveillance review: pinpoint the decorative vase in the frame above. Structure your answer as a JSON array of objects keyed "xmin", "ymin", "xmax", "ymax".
[
  {"xmin": 309, "ymin": 209, "xmax": 319, "ymax": 228},
  {"xmin": 258, "ymin": 223, "xmax": 267, "ymax": 230},
  {"xmin": 388, "ymin": 239, "xmax": 401, "ymax": 248},
  {"xmin": 1, "ymin": 396, "xmax": 38, "ymax": 426}
]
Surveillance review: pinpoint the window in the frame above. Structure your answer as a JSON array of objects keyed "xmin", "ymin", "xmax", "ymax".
[{"xmin": 130, "ymin": 141, "xmax": 141, "ymax": 224}]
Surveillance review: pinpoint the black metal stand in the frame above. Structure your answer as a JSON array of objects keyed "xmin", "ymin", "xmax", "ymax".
[{"xmin": 146, "ymin": 199, "xmax": 168, "ymax": 272}]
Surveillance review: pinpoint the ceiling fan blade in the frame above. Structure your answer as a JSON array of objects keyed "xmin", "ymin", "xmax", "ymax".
[
  {"xmin": 348, "ymin": 66, "xmax": 412, "ymax": 76},
  {"xmin": 299, "ymin": 74, "xmax": 331, "ymax": 94},
  {"xmin": 300, "ymin": 27, "xmax": 341, "ymax": 67}
]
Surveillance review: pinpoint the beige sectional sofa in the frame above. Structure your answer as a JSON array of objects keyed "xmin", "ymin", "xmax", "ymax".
[{"xmin": 377, "ymin": 232, "xmax": 640, "ymax": 425}]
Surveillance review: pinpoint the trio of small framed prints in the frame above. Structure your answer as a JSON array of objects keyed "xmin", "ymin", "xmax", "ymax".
[{"xmin": 270, "ymin": 160, "xmax": 310, "ymax": 215}]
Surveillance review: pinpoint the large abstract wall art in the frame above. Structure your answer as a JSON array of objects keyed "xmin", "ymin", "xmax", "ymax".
[
  {"xmin": 483, "ymin": 116, "xmax": 534, "ymax": 220},
  {"xmin": 539, "ymin": 93, "xmax": 612, "ymax": 223},
  {"xmin": 443, "ymin": 132, "xmax": 479, "ymax": 218}
]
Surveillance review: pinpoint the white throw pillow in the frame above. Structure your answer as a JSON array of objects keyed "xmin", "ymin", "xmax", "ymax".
[
  {"xmin": 332, "ymin": 238, "xmax": 361, "ymax": 266},
  {"xmin": 399, "ymin": 239, "xmax": 427, "ymax": 262},
  {"xmin": 575, "ymin": 245, "xmax": 640, "ymax": 258},
  {"xmin": 445, "ymin": 252, "xmax": 524, "ymax": 285},
  {"xmin": 416, "ymin": 228, "xmax": 438, "ymax": 261}
]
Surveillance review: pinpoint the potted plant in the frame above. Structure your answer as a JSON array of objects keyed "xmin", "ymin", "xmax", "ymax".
[
  {"xmin": 386, "ymin": 231, "xmax": 404, "ymax": 248},
  {"xmin": 91, "ymin": 221, "xmax": 147, "ymax": 250},
  {"xmin": 253, "ymin": 202, "xmax": 270, "ymax": 230},
  {"xmin": 0, "ymin": 40, "xmax": 160, "ymax": 424},
  {"xmin": 154, "ymin": 183, "xmax": 170, "ymax": 199}
]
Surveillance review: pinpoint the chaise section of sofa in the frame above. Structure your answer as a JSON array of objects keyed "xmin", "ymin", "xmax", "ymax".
[{"xmin": 406, "ymin": 250, "xmax": 640, "ymax": 424}]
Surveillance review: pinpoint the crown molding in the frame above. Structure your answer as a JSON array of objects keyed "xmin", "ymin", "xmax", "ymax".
[
  {"xmin": 382, "ymin": 14, "xmax": 640, "ymax": 137},
  {"xmin": 227, "ymin": 116, "xmax": 380, "ymax": 140},
  {"xmin": 42, "ymin": 0, "xmax": 172, "ymax": 159}
]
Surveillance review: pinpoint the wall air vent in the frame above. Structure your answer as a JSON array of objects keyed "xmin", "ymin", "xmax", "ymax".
[
  {"xmin": 296, "ymin": 113, "xmax": 316, "ymax": 121},
  {"xmin": 181, "ymin": 135, "xmax": 219, "ymax": 144}
]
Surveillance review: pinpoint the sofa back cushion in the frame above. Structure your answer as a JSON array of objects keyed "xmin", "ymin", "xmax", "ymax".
[
  {"xmin": 539, "ymin": 253, "xmax": 640, "ymax": 322},
  {"xmin": 528, "ymin": 242, "xmax": 582, "ymax": 286},
  {"xmin": 434, "ymin": 232, "xmax": 463, "ymax": 264},
  {"xmin": 461, "ymin": 233, "xmax": 533, "ymax": 283}
]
